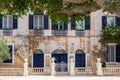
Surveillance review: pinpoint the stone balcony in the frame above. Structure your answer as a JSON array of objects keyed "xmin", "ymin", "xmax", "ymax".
[{"xmin": 52, "ymin": 30, "xmax": 68, "ymax": 36}]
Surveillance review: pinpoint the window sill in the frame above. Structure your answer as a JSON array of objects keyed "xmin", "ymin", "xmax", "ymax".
[{"xmin": 106, "ymin": 62, "xmax": 118, "ymax": 65}]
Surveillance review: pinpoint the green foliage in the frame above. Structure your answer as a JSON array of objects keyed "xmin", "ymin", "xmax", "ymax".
[
  {"xmin": 0, "ymin": 38, "xmax": 11, "ymax": 65},
  {"xmin": 0, "ymin": 0, "xmax": 99, "ymax": 23},
  {"xmin": 102, "ymin": 61, "xmax": 106, "ymax": 67},
  {"xmin": 104, "ymin": 0, "xmax": 120, "ymax": 13},
  {"xmin": 99, "ymin": 24, "xmax": 120, "ymax": 45}
]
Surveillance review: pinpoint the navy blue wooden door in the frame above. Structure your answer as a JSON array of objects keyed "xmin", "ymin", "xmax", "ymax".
[
  {"xmin": 52, "ymin": 53, "xmax": 68, "ymax": 72},
  {"xmin": 33, "ymin": 54, "xmax": 44, "ymax": 67},
  {"xmin": 116, "ymin": 45, "xmax": 120, "ymax": 62},
  {"xmin": 75, "ymin": 54, "xmax": 86, "ymax": 67}
]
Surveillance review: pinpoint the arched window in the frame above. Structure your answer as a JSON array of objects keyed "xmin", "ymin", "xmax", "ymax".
[
  {"xmin": 51, "ymin": 49, "xmax": 68, "ymax": 72},
  {"xmin": 33, "ymin": 49, "xmax": 44, "ymax": 67}
]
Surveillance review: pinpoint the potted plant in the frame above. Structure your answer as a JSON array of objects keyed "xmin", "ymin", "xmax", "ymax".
[
  {"xmin": 0, "ymin": 38, "xmax": 11, "ymax": 65},
  {"xmin": 99, "ymin": 24, "xmax": 120, "ymax": 45}
]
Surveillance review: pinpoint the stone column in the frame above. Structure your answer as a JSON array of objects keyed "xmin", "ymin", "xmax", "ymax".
[
  {"xmin": 70, "ymin": 58, "xmax": 75, "ymax": 76},
  {"xmin": 96, "ymin": 58, "xmax": 103, "ymax": 76},
  {"xmin": 51, "ymin": 58, "xmax": 56, "ymax": 76},
  {"xmin": 23, "ymin": 57, "xmax": 28, "ymax": 76}
]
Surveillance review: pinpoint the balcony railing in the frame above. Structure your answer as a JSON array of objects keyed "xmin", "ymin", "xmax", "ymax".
[
  {"xmin": 34, "ymin": 30, "xmax": 44, "ymax": 36},
  {"xmin": 52, "ymin": 30, "xmax": 67, "ymax": 36},
  {"xmin": 75, "ymin": 30, "xmax": 85, "ymax": 36},
  {"xmin": 2, "ymin": 30, "xmax": 13, "ymax": 36},
  {"xmin": 29, "ymin": 68, "xmax": 51, "ymax": 75},
  {"xmin": 103, "ymin": 67, "xmax": 120, "ymax": 76},
  {"xmin": 75, "ymin": 67, "xmax": 93, "ymax": 75},
  {"xmin": 0, "ymin": 68, "xmax": 22, "ymax": 76}
]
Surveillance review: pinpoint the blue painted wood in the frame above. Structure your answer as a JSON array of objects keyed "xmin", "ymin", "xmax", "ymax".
[
  {"xmin": 115, "ymin": 16, "xmax": 120, "ymax": 26},
  {"xmin": 3, "ymin": 45, "xmax": 13, "ymax": 63},
  {"xmin": 33, "ymin": 54, "xmax": 44, "ymax": 67},
  {"xmin": 71, "ymin": 16, "xmax": 75, "ymax": 30},
  {"xmin": 0, "ymin": 17, "xmax": 2, "ymax": 29},
  {"xmin": 52, "ymin": 54, "xmax": 68, "ymax": 63},
  {"xmin": 75, "ymin": 54, "xmax": 86, "ymax": 67},
  {"xmin": 102, "ymin": 16, "xmax": 107, "ymax": 29},
  {"xmin": 106, "ymin": 45, "xmax": 109, "ymax": 62},
  {"xmin": 13, "ymin": 15, "xmax": 18, "ymax": 29},
  {"xmin": 29, "ymin": 15, "xmax": 33, "ymax": 29},
  {"xmin": 44, "ymin": 15, "xmax": 48, "ymax": 29},
  {"xmin": 64, "ymin": 22, "xmax": 68, "ymax": 30},
  {"xmin": 52, "ymin": 52, "xmax": 68, "ymax": 72},
  {"xmin": 116, "ymin": 45, "xmax": 120, "ymax": 62},
  {"xmin": 85, "ymin": 16, "xmax": 90, "ymax": 30}
]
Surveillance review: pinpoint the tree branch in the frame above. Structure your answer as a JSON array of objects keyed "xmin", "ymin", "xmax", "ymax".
[
  {"xmin": 63, "ymin": 0, "xmax": 89, "ymax": 4},
  {"xmin": 31, "ymin": 0, "xmax": 48, "ymax": 11},
  {"xmin": 31, "ymin": 0, "xmax": 100, "ymax": 16}
]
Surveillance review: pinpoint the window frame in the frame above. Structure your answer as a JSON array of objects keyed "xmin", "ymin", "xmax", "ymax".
[
  {"xmin": 3, "ymin": 43, "xmax": 14, "ymax": 65},
  {"xmin": 106, "ymin": 43, "xmax": 118, "ymax": 64},
  {"xmin": 107, "ymin": 16, "xmax": 116, "ymax": 27},
  {"xmin": 33, "ymin": 15, "xmax": 44, "ymax": 29},
  {"xmin": 57, "ymin": 21, "xmax": 65, "ymax": 30},
  {"xmin": 2, "ymin": 15, "xmax": 13, "ymax": 29},
  {"xmin": 75, "ymin": 19, "xmax": 85, "ymax": 30}
]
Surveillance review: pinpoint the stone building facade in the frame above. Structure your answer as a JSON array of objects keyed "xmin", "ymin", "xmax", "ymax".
[{"xmin": 0, "ymin": 10, "xmax": 120, "ymax": 76}]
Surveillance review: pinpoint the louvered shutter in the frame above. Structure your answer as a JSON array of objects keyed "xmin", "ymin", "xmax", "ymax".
[
  {"xmin": 44, "ymin": 15, "xmax": 48, "ymax": 29},
  {"xmin": 115, "ymin": 16, "xmax": 120, "ymax": 26},
  {"xmin": 29, "ymin": 15, "xmax": 33, "ymax": 29},
  {"xmin": 64, "ymin": 22, "xmax": 68, "ymax": 30},
  {"xmin": 71, "ymin": 17, "xmax": 75, "ymax": 30},
  {"xmin": 102, "ymin": 16, "xmax": 107, "ymax": 29},
  {"xmin": 0, "ymin": 17, "xmax": 2, "ymax": 29},
  {"xmin": 13, "ymin": 15, "xmax": 18, "ymax": 29},
  {"xmin": 105, "ymin": 45, "xmax": 109, "ymax": 62},
  {"xmin": 116, "ymin": 45, "xmax": 120, "ymax": 62},
  {"xmin": 85, "ymin": 16, "xmax": 90, "ymax": 30}
]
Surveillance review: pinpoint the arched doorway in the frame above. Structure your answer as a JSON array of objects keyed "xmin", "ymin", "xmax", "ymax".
[
  {"xmin": 32, "ymin": 49, "xmax": 44, "ymax": 67},
  {"xmin": 75, "ymin": 49, "xmax": 86, "ymax": 67},
  {"xmin": 51, "ymin": 49, "xmax": 68, "ymax": 72}
]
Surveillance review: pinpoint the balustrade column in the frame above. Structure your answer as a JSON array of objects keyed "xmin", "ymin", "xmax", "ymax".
[
  {"xmin": 96, "ymin": 58, "xmax": 103, "ymax": 76},
  {"xmin": 23, "ymin": 57, "xmax": 28, "ymax": 76},
  {"xmin": 70, "ymin": 58, "xmax": 75, "ymax": 76},
  {"xmin": 51, "ymin": 58, "xmax": 56, "ymax": 76}
]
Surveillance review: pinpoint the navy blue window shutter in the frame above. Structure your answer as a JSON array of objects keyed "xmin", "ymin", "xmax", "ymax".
[
  {"xmin": 64, "ymin": 22, "xmax": 68, "ymax": 30},
  {"xmin": 52, "ymin": 24, "xmax": 58, "ymax": 30},
  {"xmin": 44, "ymin": 15, "xmax": 48, "ymax": 29},
  {"xmin": 71, "ymin": 17, "xmax": 75, "ymax": 30},
  {"xmin": 105, "ymin": 46, "xmax": 109, "ymax": 62},
  {"xmin": 116, "ymin": 45, "xmax": 120, "ymax": 62},
  {"xmin": 75, "ymin": 54, "xmax": 86, "ymax": 67},
  {"xmin": 102, "ymin": 16, "xmax": 107, "ymax": 29},
  {"xmin": 13, "ymin": 15, "xmax": 18, "ymax": 29},
  {"xmin": 3, "ymin": 45, "xmax": 12, "ymax": 63},
  {"xmin": 115, "ymin": 16, "xmax": 120, "ymax": 26},
  {"xmin": 85, "ymin": 16, "xmax": 90, "ymax": 30},
  {"xmin": 0, "ymin": 17, "xmax": 2, "ymax": 29},
  {"xmin": 33, "ymin": 54, "xmax": 44, "ymax": 67},
  {"xmin": 29, "ymin": 15, "xmax": 33, "ymax": 29}
]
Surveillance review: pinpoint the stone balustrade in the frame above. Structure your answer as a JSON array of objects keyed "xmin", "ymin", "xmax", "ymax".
[
  {"xmin": 29, "ymin": 68, "xmax": 51, "ymax": 75},
  {"xmin": 0, "ymin": 68, "xmax": 22, "ymax": 76},
  {"xmin": 103, "ymin": 67, "xmax": 120, "ymax": 75},
  {"xmin": 75, "ymin": 67, "xmax": 93, "ymax": 75}
]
